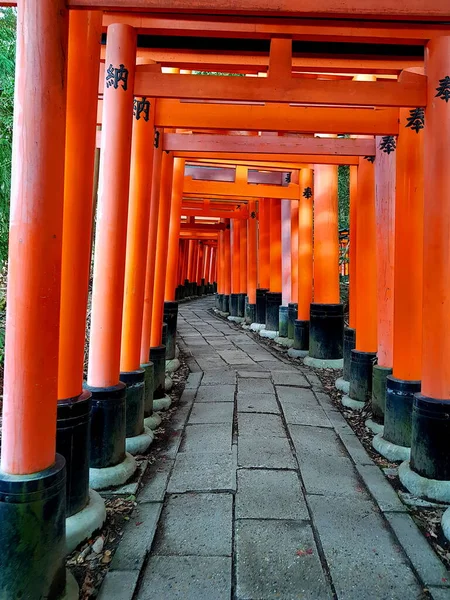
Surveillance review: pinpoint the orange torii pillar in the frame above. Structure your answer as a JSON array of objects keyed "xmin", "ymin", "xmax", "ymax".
[
  {"xmin": 86, "ymin": 24, "xmax": 138, "ymax": 490},
  {"xmin": 239, "ymin": 213, "xmax": 248, "ymax": 317},
  {"xmin": 339, "ymin": 167, "xmax": 359, "ymax": 390},
  {"xmin": 288, "ymin": 198, "xmax": 299, "ymax": 340},
  {"xmin": 216, "ymin": 229, "xmax": 225, "ymax": 309},
  {"xmin": 256, "ymin": 198, "xmax": 270, "ymax": 325},
  {"xmin": 196, "ymin": 241, "xmax": 204, "ymax": 294},
  {"xmin": 223, "ymin": 222, "xmax": 232, "ymax": 313},
  {"xmin": 375, "ymin": 110, "xmax": 424, "ymax": 460},
  {"xmin": 186, "ymin": 238, "xmax": 196, "ymax": 295},
  {"xmin": 176, "ymin": 239, "xmax": 186, "ymax": 298},
  {"xmin": 140, "ymin": 128, "xmax": 163, "ymax": 431},
  {"xmin": 263, "ymin": 198, "xmax": 282, "ymax": 335},
  {"xmin": 342, "ymin": 157, "xmax": 378, "ymax": 408},
  {"xmin": 210, "ymin": 245, "xmax": 218, "ymax": 290},
  {"xmin": 0, "ymin": 2, "xmax": 71, "ymax": 596},
  {"xmin": 278, "ymin": 198, "xmax": 292, "ymax": 339},
  {"xmin": 304, "ymin": 165, "xmax": 343, "ymax": 368},
  {"xmin": 400, "ymin": 38, "xmax": 450, "ymax": 508},
  {"xmin": 57, "ymin": 10, "xmax": 105, "ymax": 550},
  {"xmin": 202, "ymin": 244, "xmax": 210, "ymax": 292},
  {"xmin": 371, "ymin": 137, "xmax": 396, "ymax": 423},
  {"xmin": 246, "ymin": 200, "xmax": 258, "ymax": 323},
  {"xmin": 290, "ymin": 168, "xmax": 314, "ymax": 358},
  {"xmin": 150, "ymin": 151, "xmax": 175, "ymax": 409},
  {"xmin": 230, "ymin": 218, "xmax": 242, "ymax": 318},
  {"xmin": 191, "ymin": 240, "xmax": 200, "ymax": 296},
  {"xmin": 164, "ymin": 158, "xmax": 185, "ymax": 360},
  {"xmin": 119, "ymin": 94, "xmax": 156, "ymax": 458}
]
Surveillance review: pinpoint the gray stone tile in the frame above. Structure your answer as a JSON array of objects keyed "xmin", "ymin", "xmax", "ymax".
[
  {"xmin": 196, "ymin": 357, "xmax": 229, "ymax": 371},
  {"xmin": 356, "ymin": 464, "xmax": 408, "ymax": 512},
  {"xmin": 238, "ymin": 377, "xmax": 274, "ymax": 394},
  {"xmin": 276, "ymin": 385, "xmax": 319, "ymax": 408},
  {"xmin": 184, "ymin": 372, "xmax": 203, "ymax": 390},
  {"xmin": 238, "ymin": 436, "xmax": 297, "ymax": 469},
  {"xmin": 257, "ymin": 360, "xmax": 294, "ymax": 370},
  {"xmin": 181, "ymin": 423, "xmax": 232, "ymax": 453},
  {"xmin": 314, "ymin": 390, "xmax": 336, "ymax": 411},
  {"xmin": 199, "ymin": 368, "xmax": 236, "ymax": 385},
  {"xmin": 289, "ymin": 424, "xmax": 347, "ymax": 459},
  {"xmin": 248, "ymin": 352, "xmax": 277, "ymax": 362},
  {"xmin": 237, "ymin": 370, "xmax": 271, "ymax": 377},
  {"xmin": 98, "ymin": 571, "xmax": 139, "ymax": 600},
  {"xmin": 237, "ymin": 392, "xmax": 279, "ymax": 414},
  {"xmin": 236, "ymin": 469, "xmax": 308, "ymax": 520},
  {"xmin": 304, "ymin": 372, "xmax": 322, "ymax": 389},
  {"xmin": 271, "ymin": 371, "xmax": 310, "ymax": 387},
  {"xmin": 195, "ymin": 384, "xmax": 235, "ymax": 402},
  {"xmin": 111, "ymin": 503, "xmax": 163, "ymax": 572},
  {"xmin": 137, "ymin": 556, "xmax": 232, "ymax": 600},
  {"xmin": 153, "ymin": 493, "xmax": 233, "ymax": 556},
  {"xmin": 238, "ymin": 413, "xmax": 286, "ymax": 438},
  {"xmin": 428, "ymin": 587, "xmax": 450, "ymax": 600},
  {"xmin": 218, "ymin": 350, "xmax": 255, "ymax": 365},
  {"xmin": 337, "ymin": 431, "xmax": 374, "ymax": 465},
  {"xmin": 282, "ymin": 404, "xmax": 332, "ymax": 428},
  {"xmin": 168, "ymin": 451, "xmax": 236, "ymax": 493},
  {"xmin": 188, "ymin": 402, "xmax": 234, "ymax": 424},
  {"xmin": 385, "ymin": 512, "xmax": 450, "ymax": 587},
  {"xmin": 235, "ymin": 519, "xmax": 332, "ymax": 600},
  {"xmin": 139, "ymin": 459, "xmax": 174, "ymax": 503},
  {"xmin": 325, "ymin": 409, "xmax": 354, "ymax": 433},
  {"xmin": 160, "ymin": 429, "xmax": 183, "ymax": 459},
  {"xmin": 308, "ymin": 495, "xmax": 422, "ymax": 600}
]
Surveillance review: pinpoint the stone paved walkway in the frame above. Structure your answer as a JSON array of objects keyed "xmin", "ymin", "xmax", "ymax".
[{"xmin": 99, "ymin": 296, "xmax": 450, "ymax": 600}]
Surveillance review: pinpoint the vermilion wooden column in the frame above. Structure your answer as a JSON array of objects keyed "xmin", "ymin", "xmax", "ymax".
[
  {"xmin": 349, "ymin": 166, "xmax": 358, "ymax": 330},
  {"xmin": 58, "ymin": 11, "xmax": 102, "ymax": 401},
  {"xmin": 371, "ymin": 137, "xmax": 396, "ymax": 420},
  {"xmin": 230, "ymin": 219, "xmax": 241, "ymax": 316},
  {"xmin": 86, "ymin": 25, "xmax": 137, "ymax": 488},
  {"xmin": 165, "ymin": 158, "xmax": 185, "ymax": 301},
  {"xmin": 210, "ymin": 245, "xmax": 217, "ymax": 285},
  {"xmin": 150, "ymin": 151, "xmax": 175, "ymax": 348},
  {"xmin": 269, "ymin": 198, "xmax": 282, "ymax": 293},
  {"xmin": 401, "ymin": 37, "xmax": 450, "ymax": 495},
  {"xmin": 140, "ymin": 129, "xmax": 163, "ymax": 365},
  {"xmin": 258, "ymin": 199, "xmax": 270, "ymax": 289},
  {"xmin": 306, "ymin": 164, "xmax": 343, "ymax": 366},
  {"xmin": 281, "ymin": 199, "xmax": 292, "ymax": 305},
  {"xmin": 187, "ymin": 239, "xmax": 195, "ymax": 284},
  {"xmin": 0, "ymin": 4, "xmax": 69, "ymax": 594},
  {"xmin": 223, "ymin": 222, "xmax": 232, "ymax": 313},
  {"xmin": 240, "ymin": 215, "xmax": 248, "ymax": 294},
  {"xmin": 376, "ymin": 109, "xmax": 424, "ymax": 459},
  {"xmin": 197, "ymin": 242, "xmax": 204, "ymax": 287},
  {"xmin": 290, "ymin": 199, "xmax": 299, "ymax": 303},
  {"xmin": 247, "ymin": 200, "xmax": 258, "ymax": 321}
]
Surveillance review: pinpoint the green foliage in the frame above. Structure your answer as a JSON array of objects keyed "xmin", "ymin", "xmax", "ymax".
[
  {"xmin": 338, "ymin": 164, "xmax": 349, "ymax": 230},
  {"xmin": 0, "ymin": 8, "xmax": 16, "ymax": 265}
]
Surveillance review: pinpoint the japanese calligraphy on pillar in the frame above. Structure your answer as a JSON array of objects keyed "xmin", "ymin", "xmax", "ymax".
[
  {"xmin": 106, "ymin": 63, "xmax": 129, "ymax": 91},
  {"xmin": 303, "ymin": 187, "xmax": 313, "ymax": 199},
  {"xmin": 379, "ymin": 136, "xmax": 397, "ymax": 154},
  {"xmin": 405, "ymin": 108, "xmax": 425, "ymax": 133},
  {"xmin": 436, "ymin": 76, "xmax": 450, "ymax": 103},
  {"xmin": 134, "ymin": 97, "xmax": 150, "ymax": 121}
]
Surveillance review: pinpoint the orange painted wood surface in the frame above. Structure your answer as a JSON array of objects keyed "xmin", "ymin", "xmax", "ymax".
[
  {"xmin": 290, "ymin": 199, "xmax": 299, "ymax": 303},
  {"xmin": 269, "ymin": 198, "xmax": 282, "ymax": 293},
  {"xmin": 297, "ymin": 169, "xmax": 314, "ymax": 320},
  {"xmin": 164, "ymin": 158, "xmax": 185, "ymax": 300},
  {"xmin": 166, "ymin": 134, "xmax": 376, "ymax": 156},
  {"xmin": 258, "ymin": 199, "xmax": 271, "ymax": 289},
  {"xmin": 59, "ymin": 10, "xmax": 102, "ymax": 400},
  {"xmin": 183, "ymin": 177, "xmax": 301, "ymax": 201},
  {"xmin": 348, "ymin": 166, "xmax": 358, "ymax": 329}
]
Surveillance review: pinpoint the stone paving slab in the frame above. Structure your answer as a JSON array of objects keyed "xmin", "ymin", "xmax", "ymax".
[
  {"xmin": 238, "ymin": 412, "xmax": 286, "ymax": 438},
  {"xmin": 235, "ymin": 519, "xmax": 333, "ymax": 600},
  {"xmin": 139, "ymin": 459, "xmax": 174, "ymax": 503},
  {"xmin": 282, "ymin": 404, "xmax": 333, "ymax": 428},
  {"xmin": 195, "ymin": 383, "xmax": 236, "ymax": 402},
  {"xmin": 276, "ymin": 385, "xmax": 320, "ymax": 408},
  {"xmin": 356, "ymin": 464, "xmax": 408, "ymax": 513},
  {"xmin": 153, "ymin": 493, "xmax": 233, "ymax": 557},
  {"xmin": 289, "ymin": 424, "xmax": 348, "ymax": 458},
  {"xmin": 167, "ymin": 450, "xmax": 236, "ymax": 493},
  {"xmin": 271, "ymin": 371, "xmax": 310, "ymax": 387},
  {"xmin": 198, "ymin": 370, "xmax": 237, "ymax": 385},
  {"xmin": 110, "ymin": 502, "xmax": 163, "ymax": 572},
  {"xmin": 238, "ymin": 377, "xmax": 275, "ymax": 394},
  {"xmin": 188, "ymin": 402, "xmax": 234, "ymax": 424},
  {"xmin": 237, "ymin": 391, "xmax": 280, "ymax": 414},
  {"xmin": 180, "ymin": 423, "xmax": 232, "ymax": 453},
  {"xmin": 308, "ymin": 495, "xmax": 423, "ymax": 600},
  {"xmin": 136, "ymin": 556, "xmax": 232, "ymax": 600},
  {"xmin": 236, "ymin": 468, "xmax": 309, "ymax": 520},
  {"xmin": 238, "ymin": 435, "xmax": 297, "ymax": 469},
  {"xmin": 98, "ymin": 570, "xmax": 140, "ymax": 600},
  {"xmin": 237, "ymin": 370, "xmax": 271, "ymax": 378}
]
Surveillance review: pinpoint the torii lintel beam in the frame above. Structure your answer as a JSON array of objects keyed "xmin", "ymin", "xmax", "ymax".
[
  {"xmin": 165, "ymin": 134, "xmax": 375, "ymax": 157},
  {"xmin": 177, "ymin": 153, "xmax": 359, "ymax": 165},
  {"xmin": 183, "ymin": 177, "xmax": 301, "ymax": 200}
]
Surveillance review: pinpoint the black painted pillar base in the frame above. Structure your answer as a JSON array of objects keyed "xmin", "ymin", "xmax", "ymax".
[
  {"xmin": 86, "ymin": 382, "xmax": 126, "ymax": 468},
  {"xmin": 141, "ymin": 361, "xmax": 154, "ymax": 418},
  {"xmin": 120, "ymin": 369, "xmax": 146, "ymax": 438},
  {"xmin": 222, "ymin": 294, "xmax": 230, "ymax": 313},
  {"xmin": 293, "ymin": 320, "xmax": 310, "ymax": 351},
  {"xmin": 343, "ymin": 327, "xmax": 356, "ymax": 381},
  {"xmin": 216, "ymin": 293, "xmax": 223, "ymax": 309},
  {"xmin": 256, "ymin": 288, "xmax": 269, "ymax": 324},
  {"xmin": 278, "ymin": 305, "xmax": 289, "ymax": 337},
  {"xmin": 57, "ymin": 390, "xmax": 91, "ymax": 517},
  {"xmin": 150, "ymin": 345, "xmax": 167, "ymax": 400},
  {"xmin": 192, "ymin": 282, "xmax": 198, "ymax": 296},
  {"xmin": 287, "ymin": 303, "xmax": 298, "ymax": 339},
  {"xmin": 410, "ymin": 394, "xmax": 450, "ymax": 480},
  {"xmin": 238, "ymin": 293, "xmax": 246, "ymax": 318},
  {"xmin": 230, "ymin": 293, "xmax": 239, "ymax": 316},
  {"xmin": 348, "ymin": 350, "xmax": 377, "ymax": 403},
  {"xmin": 384, "ymin": 377, "xmax": 421, "ymax": 448},
  {"xmin": 199, "ymin": 278, "xmax": 205, "ymax": 295},
  {"xmin": 308, "ymin": 303, "xmax": 344, "ymax": 360},
  {"xmin": 163, "ymin": 301, "xmax": 179, "ymax": 360},
  {"xmin": 266, "ymin": 292, "xmax": 282, "ymax": 331},
  {"xmin": 0, "ymin": 455, "xmax": 67, "ymax": 599},
  {"xmin": 246, "ymin": 302, "xmax": 256, "ymax": 324},
  {"xmin": 372, "ymin": 365, "xmax": 392, "ymax": 421}
]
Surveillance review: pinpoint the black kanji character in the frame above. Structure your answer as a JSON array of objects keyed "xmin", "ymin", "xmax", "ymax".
[
  {"xmin": 436, "ymin": 76, "xmax": 450, "ymax": 103},
  {"xmin": 303, "ymin": 187, "xmax": 313, "ymax": 199},
  {"xmin": 134, "ymin": 97, "xmax": 150, "ymax": 121},
  {"xmin": 379, "ymin": 135, "xmax": 396, "ymax": 154},
  {"xmin": 405, "ymin": 107, "xmax": 425, "ymax": 133},
  {"xmin": 106, "ymin": 63, "xmax": 129, "ymax": 91}
]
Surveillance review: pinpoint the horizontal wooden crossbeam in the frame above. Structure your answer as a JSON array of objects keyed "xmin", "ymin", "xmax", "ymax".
[
  {"xmin": 178, "ymin": 152, "xmax": 360, "ymax": 165},
  {"xmin": 165, "ymin": 134, "xmax": 375, "ymax": 157},
  {"xmin": 183, "ymin": 176, "xmax": 301, "ymax": 200}
]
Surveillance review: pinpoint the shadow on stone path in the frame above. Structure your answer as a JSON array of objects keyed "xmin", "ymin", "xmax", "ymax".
[{"xmin": 99, "ymin": 296, "xmax": 450, "ymax": 600}]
